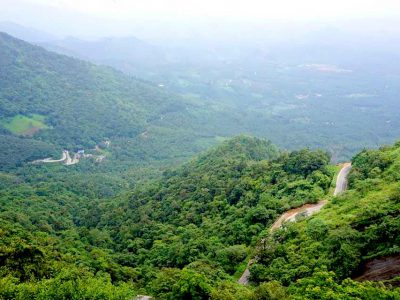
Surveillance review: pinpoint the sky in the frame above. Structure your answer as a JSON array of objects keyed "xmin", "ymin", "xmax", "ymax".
[
  {"xmin": 1, "ymin": 0, "xmax": 400, "ymax": 38},
  {"xmin": 6, "ymin": 0, "xmax": 400, "ymax": 21}
]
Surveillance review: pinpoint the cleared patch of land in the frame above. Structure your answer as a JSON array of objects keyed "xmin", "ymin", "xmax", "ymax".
[{"xmin": 1, "ymin": 114, "xmax": 47, "ymax": 136}]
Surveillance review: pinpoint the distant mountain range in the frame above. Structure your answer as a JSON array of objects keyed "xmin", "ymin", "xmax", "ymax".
[
  {"xmin": 0, "ymin": 21, "xmax": 56, "ymax": 43},
  {"xmin": 41, "ymin": 36, "xmax": 166, "ymax": 68}
]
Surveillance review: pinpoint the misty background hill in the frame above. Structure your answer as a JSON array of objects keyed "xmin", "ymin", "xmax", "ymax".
[{"xmin": 39, "ymin": 22, "xmax": 400, "ymax": 161}]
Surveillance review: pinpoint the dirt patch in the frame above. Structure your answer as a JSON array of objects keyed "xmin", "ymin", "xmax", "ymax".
[
  {"xmin": 270, "ymin": 200, "xmax": 327, "ymax": 231},
  {"xmin": 354, "ymin": 255, "xmax": 400, "ymax": 282},
  {"xmin": 22, "ymin": 126, "xmax": 40, "ymax": 136}
]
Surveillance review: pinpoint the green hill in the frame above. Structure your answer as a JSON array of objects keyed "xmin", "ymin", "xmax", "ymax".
[
  {"xmin": 250, "ymin": 142, "xmax": 400, "ymax": 298},
  {"xmin": 0, "ymin": 32, "xmax": 224, "ymax": 170},
  {"xmin": 1, "ymin": 135, "xmax": 399, "ymax": 298},
  {"xmin": 0, "ymin": 136, "xmax": 339, "ymax": 298}
]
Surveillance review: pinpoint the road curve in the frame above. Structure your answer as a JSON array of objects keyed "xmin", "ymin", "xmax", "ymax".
[
  {"xmin": 272, "ymin": 200, "xmax": 328, "ymax": 230},
  {"xmin": 334, "ymin": 162, "xmax": 352, "ymax": 196},
  {"xmin": 238, "ymin": 163, "xmax": 352, "ymax": 285},
  {"xmin": 32, "ymin": 150, "xmax": 68, "ymax": 163},
  {"xmin": 64, "ymin": 151, "xmax": 79, "ymax": 165}
]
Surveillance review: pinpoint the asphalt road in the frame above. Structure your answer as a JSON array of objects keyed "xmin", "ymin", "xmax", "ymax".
[
  {"xmin": 334, "ymin": 163, "xmax": 352, "ymax": 196},
  {"xmin": 238, "ymin": 162, "xmax": 352, "ymax": 285}
]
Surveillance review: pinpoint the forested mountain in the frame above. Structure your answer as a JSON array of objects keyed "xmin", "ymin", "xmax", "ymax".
[
  {"xmin": 2, "ymin": 28, "xmax": 400, "ymax": 172},
  {"xmin": 0, "ymin": 136, "xmax": 334, "ymax": 298},
  {"xmin": 0, "ymin": 32, "xmax": 228, "ymax": 170},
  {"xmin": 250, "ymin": 141, "xmax": 400, "ymax": 298},
  {"xmin": 1, "ymin": 129, "xmax": 400, "ymax": 298}
]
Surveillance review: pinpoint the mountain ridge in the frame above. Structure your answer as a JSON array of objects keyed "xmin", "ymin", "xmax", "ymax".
[{"xmin": 0, "ymin": 32, "xmax": 220, "ymax": 170}]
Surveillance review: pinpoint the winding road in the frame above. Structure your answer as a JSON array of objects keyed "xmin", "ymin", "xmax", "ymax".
[
  {"xmin": 31, "ymin": 150, "xmax": 80, "ymax": 165},
  {"xmin": 238, "ymin": 163, "xmax": 352, "ymax": 285},
  {"xmin": 32, "ymin": 150, "xmax": 68, "ymax": 163},
  {"xmin": 334, "ymin": 162, "xmax": 352, "ymax": 196}
]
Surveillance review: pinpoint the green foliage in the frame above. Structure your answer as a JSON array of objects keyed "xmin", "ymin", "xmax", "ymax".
[
  {"xmin": 350, "ymin": 148, "xmax": 393, "ymax": 181},
  {"xmin": 2, "ymin": 30, "xmax": 400, "ymax": 300},
  {"xmin": 0, "ymin": 269, "xmax": 135, "ymax": 300},
  {"xmin": 0, "ymin": 134, "xmax": 59, "ymax": 171},
  {"xmin": 254, "ymin": 281, "xmax": 289, "ymax": 300},
  {"xmin": 1, "ymin": 114, "xmax": 47, "ymax": 135},
  {"xmin": 210, "ymin": 281, "xmax": 254, "ymax": 300},
  {"xmin": 0, "ymin": 136, "xmax": 333, "ymax": 298},
  {"xmin": 96, "ymin": 139, "xmax": 330, "ymax": 275},
  {"xmin": 171, "ymin": 269, "xmax": 212, "ymax": 300},
  {"xmin": 282, "ymin": 149, "xmax": 330, "ymax": 177},
  {"xmin": 253, "ymin": 141, "xmax": 400, "ymax": 298},
  {"xmin": 2, "ymin": 130, "xmax": 400, "ymax": 299},
  {"xmin": 290, "ymin": 270, "xmax": 399, "ymax": 300},
  {"xmin": 0, "ymin": 32, "xmax": 228, "ymax": 170},
  {"xmin": 216, "ymin": 245, "xmax": 249, "ymax": 274}
]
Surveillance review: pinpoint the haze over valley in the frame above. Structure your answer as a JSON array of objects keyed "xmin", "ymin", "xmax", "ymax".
[{"xmin": 2, "ymin": 18, "xmax": 400, "ymax": 162}]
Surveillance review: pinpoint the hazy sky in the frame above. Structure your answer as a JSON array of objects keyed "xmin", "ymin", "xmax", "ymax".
[
  {"xmin": 6, "ymin": 0, "xmax": 400, "ymax": 20},
  {"xmin": 2, "ymin": 0, "xmax": 400, "ymax": 38}
]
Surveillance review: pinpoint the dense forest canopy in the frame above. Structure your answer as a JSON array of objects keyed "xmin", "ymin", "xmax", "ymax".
[
  {"xmin": 250, "ymin": 141, "xmax": 400, "ymax": 298},
  {"xmin": 0, "ymin": 136, "xmax": 330, "ymax": 298},
  {"xmin": 1, "ymin": 135, "xmax": 399, "ymax": 298}
]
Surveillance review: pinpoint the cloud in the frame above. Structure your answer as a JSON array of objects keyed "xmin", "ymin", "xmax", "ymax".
[{"xmin": 2, "ymin": 0, "xmax": 400, "ymax": 38}]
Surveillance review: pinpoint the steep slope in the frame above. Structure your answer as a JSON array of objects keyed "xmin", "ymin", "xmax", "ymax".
[
  {"xmin": 1, "ymin": 135, "xmax": 400, "ymax": 299},
  {"xmin": 0, "ymin": 31, "xmax": 180, "ymax": 144},
  {"xmin": 0, "ymin": 136, "xmax": 336, "ymax": 298},
  {"xmin": 86, "ymin": 137, "xmax": 335, "ymax": 297},
  {"xmin": 250, "ymin": 141, "xmax": 400, "ymax": 298},
  {"xmin": 0, "ymin": 32, "xmax": 216, "ymax": 170}
]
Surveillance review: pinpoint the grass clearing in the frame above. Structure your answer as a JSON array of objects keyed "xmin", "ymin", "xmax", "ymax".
[{"xmin": 1, "ymin": 114, "xmax": 48, "ymax": 136}]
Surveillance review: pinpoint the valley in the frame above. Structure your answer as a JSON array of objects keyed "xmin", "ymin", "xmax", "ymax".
[{"xmin": 0, "ymin": 13, "xmax": 400, "ymax": 299}]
